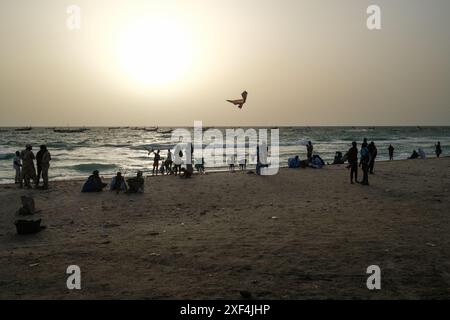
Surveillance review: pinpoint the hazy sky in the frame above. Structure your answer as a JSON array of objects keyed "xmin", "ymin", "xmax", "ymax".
[{"xmin": 1, "ymin": 0, "xmax": 449, "ymax": 126}]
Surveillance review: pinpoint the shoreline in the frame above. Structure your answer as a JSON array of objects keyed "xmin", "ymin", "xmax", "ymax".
[{"xmin": 1, "ymin": 156, "xmax": 447, "ymax": 186}]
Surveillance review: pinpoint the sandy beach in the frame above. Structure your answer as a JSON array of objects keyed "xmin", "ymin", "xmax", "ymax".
[{"xmin": 0, "ymin": 158, "xmax": 449, "ymax": 299}]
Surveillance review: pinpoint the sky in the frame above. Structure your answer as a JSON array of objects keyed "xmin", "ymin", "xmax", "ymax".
[{"xmin": 0, "ymin": 0, "xmax": 449, "ymax": 126}]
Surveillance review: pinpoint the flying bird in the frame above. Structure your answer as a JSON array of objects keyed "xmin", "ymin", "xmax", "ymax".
[{"xmin": 226, "ymin": 91, "xmax": 248, "ymax": 109}]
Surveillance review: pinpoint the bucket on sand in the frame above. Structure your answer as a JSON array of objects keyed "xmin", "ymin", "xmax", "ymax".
[{"xmin": 14, "ymin": 219, "xmax": 43, "ymax": 235}]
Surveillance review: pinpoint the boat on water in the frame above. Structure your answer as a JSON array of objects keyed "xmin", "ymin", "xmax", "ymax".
[
  {"xmin": 15, "ymin": 127, "xmax": 32, "ymax": 131},
  {"xmin": 53, "ymin": 128, "xmax": 90, "ymax": 133},
  {"xmin": 157, "ymin": 128, "xmax": 172, "ymax": 134},
  {"xmin": 143, "ymin": 127, "xmax": 158, "ymax": 132}
]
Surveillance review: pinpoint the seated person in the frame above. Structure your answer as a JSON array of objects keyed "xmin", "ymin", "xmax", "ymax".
[
  {"xmin": 180, "ymin": 165, "xmax": 194, "ymax": 178},
  {"xmin": 288, "ymin": 155, "xmax": 301, "ymax": 168},
  {"xmin": 82, "ymin": 170, "xmax": 107, "ymax": 192},
  {"xmin": 310, "ymin": 155, "xmax": 325, "ymax": 168},
  {"xmin": 332, "ymin": 151, "xmax": 345, "ymax": 165},
  {"xmin": 409, "ymin": 150, "xmax": 419, "ymax": 159},
  {"xmin": 126, "ymin": 171, "xmax": 145, "ymax": 193},
  {"xmin": 418, "ymin": 148, "xmax": 426, "ymax": 159},
  {"xmin": 110, "ymin": 172, "xmax": 127, "ymax": 194}
]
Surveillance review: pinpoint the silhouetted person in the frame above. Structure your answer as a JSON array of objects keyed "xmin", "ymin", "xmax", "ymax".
[
  {"xmin": 435, "ymin": 141, "xmax": 442, "ymax": 158},
  {"xmin": 388, "ymin": 144, "xmax": 394, "ymax": 160},
  {"xmin": 306, "ymin": 141, "xmax": 313, "ymax": 162},
  {"xmin": 81, "ymin": 170, "xmax": 107, "ymax": 192},
  {"xmin": 346, "ymin": 141, "xmax": 359, "ymax": 184},
  {"xmin": 126, "ymin": 171, "xmax": 144, "ymax": 193},
  {"xmin": 13, "ymin": 151, "xmax": 22, "ymax": 184},
  {"xmin": 111, "ymin": 172, "xmax": 127, "ymax": 194},
  {"xmin": 368, "ymin": 141, "xmax": 377, "ymax": 174},
  {"xmin": 409, "ymin": 150, "xmax": 419, "ymax": 159},
  {"xmin": 362, "ymin": 138, "xmax": 368, "ymax": 149},
  {"xmin": 20, "ymin": 144, "xmax": 36, "ymax": 189},
  {"xmin": 359, "ymin": 144, "xmax": 370, "ymax": 185},
  {"xmin": 173, "ymin": 149, "xmax": 183, "ymax": 176},
  {"xmin": 39, "ymin": 145, "xmax": 51, "ymax": 189},
  {"xmin": 149, "ymin": 149, "xmax": 161, "ymax": 176},
  {"xmin": 332, "ymin": 151, "xmax": 344, "ymax": 165},
  {"xmin": 165, "ymin": 149, "xmax": 173, "ymax": 173}
]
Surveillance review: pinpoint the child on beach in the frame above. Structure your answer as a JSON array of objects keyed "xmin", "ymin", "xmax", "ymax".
[
  {"xmin": 195, "ymin": 157, "xmax": 205, "ymax": 174},
  {"xmin": 13, "ymin": 151, "xmax": 22, "ymax": 184}
]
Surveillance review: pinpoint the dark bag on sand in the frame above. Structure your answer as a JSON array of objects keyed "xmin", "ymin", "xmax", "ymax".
[{"xmin": 15, "ymin": 219, "xmax": 45, "ymax": 235}]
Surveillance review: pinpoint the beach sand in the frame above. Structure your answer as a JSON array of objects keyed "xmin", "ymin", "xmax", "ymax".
[{"xmin": 0, "ymin": 158, "xmax": 449, "ymax": 299}]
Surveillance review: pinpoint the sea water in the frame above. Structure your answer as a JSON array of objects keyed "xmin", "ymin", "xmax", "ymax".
[{"xmin": 0, "ymin": 126, "xmax": 448, "ymax": 183}]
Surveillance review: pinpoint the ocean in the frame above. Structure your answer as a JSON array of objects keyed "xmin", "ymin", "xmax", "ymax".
[{"xmin": 0, "ymin": 126, "xmax": 448, "ymax": 183}]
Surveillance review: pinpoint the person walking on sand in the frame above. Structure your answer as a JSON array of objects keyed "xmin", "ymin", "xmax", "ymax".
[
  {"xmin": 368, "ymin": 141, "xmax": 377, "ymax": 174},
  {"xmin": 435, "ymin": 141, "xmax": 442, "ymax": 158},
  {"xmin": 13, "ymin": 151, "xmax": 22, "ymax": 184},
  {"xmin": 39, "ymin": 145, "xmax": 51, "ymax": 189},
  {"xmin": 346, "ymin": 141, "xmax": 359, "ymax": 184},
  {"xmin": 306, "ymin": 141, "xmax": 313, "ymax": 162},
  {"xmin": 20, "ymin": 144, "xmax": 36, "ymax": 189},
  {"xmin": 388, "ymin": 144, "xmax": 394, "ymax": 160},
  {"xmin": 359, "ymin": 143, "xmax": 370, "ymax": 186}
]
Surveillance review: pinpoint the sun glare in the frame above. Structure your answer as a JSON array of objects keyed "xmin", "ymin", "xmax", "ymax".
[{"xmin": 117, "ymin": 17, "xmax": 193, "ymax": 86}]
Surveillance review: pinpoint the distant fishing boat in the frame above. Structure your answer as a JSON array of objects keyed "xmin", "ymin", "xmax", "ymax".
[
  {"xmin": 143, "ymin": 127, "xmax": 158, "ymax": 132},
  {"xmin": 53, "ymin": 128, "xmax": 89, "ymax": 133},
  {"xmin": 15, "ymin": 127, "xmax": 32, "ymax": 131},
  {"xmin": 157, "ymin": 128, "xmax": 172, "ymax": 134}
]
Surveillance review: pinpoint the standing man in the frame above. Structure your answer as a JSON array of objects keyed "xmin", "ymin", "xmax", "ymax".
[
  {"xmin": 388, "ymin": 144, "xmax": 394, "ymax": 160},
  {"xmin": 346, "ymin": 141, "xmax": 359, "ymax": 184},
  {"xmin": 39, "ymin": 145, "xmax": 51, "ymax": 189},
  {"xmin": 435, "ymin": 141, "xmax": 442, "ymax": 158},
  {"xmin": 306, "ymin": 141, "xmax": 314, "ymax": 162},
  {"xmin": 359, "ymin": 143, "xmax": 370, "ymax": 186},
  {"xmin": 368, "ymin": 141, "xmax": 378, "ymax": 174},
  {"xmin": 20, "ymin": 144, "xmax": 36, "ymax": 189}
]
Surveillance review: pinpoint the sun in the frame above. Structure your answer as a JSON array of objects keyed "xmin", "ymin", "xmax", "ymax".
[{"xmin": 117, "ymin": 17, "xmax": 193, "ymax": 86}]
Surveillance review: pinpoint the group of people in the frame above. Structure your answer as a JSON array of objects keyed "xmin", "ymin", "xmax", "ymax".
[
  {"xmin": 81, "ymin": 170, "xmax": 145, "ymax": 194},
  {"xmin": 344, "ymin": 138, "xmax": 377, "ymax": 185},
  {"xmin": 12, "ymin": 144, "xmax": 51, "ymax": 189},
  {"xmin": 302, "ymin": 139, "xmax": 443, "ymax": 186},
  {"xmin": 12, "ymin": 139, "xmax": 445, "ymax": 190},
  {"xmin": 147, "ymin": 146, "xmax": 205, "ymax": 177}
]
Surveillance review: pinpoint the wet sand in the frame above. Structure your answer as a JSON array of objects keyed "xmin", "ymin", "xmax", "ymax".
[{"xmin": 0, "ymin": 158, "xmax": 449, "ymax": 299}]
